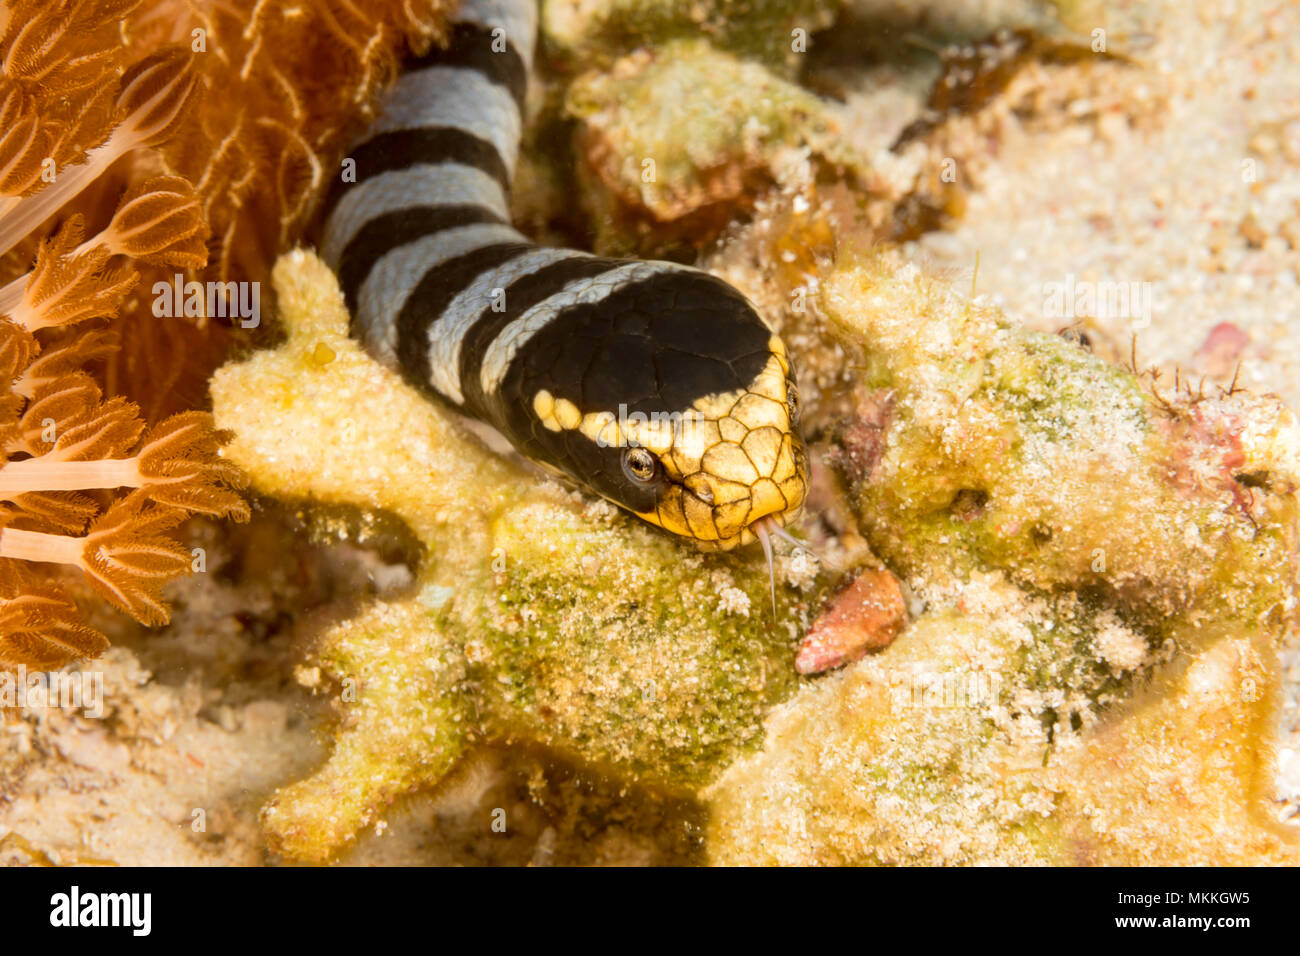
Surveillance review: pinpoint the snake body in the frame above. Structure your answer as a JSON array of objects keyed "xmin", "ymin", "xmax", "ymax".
[{"xmin": 319, "ymin": 0, "xmax": 808, "ymax": 551}]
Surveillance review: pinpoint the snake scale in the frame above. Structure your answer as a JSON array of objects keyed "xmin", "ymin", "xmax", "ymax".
[{"xmin": 318, "ymin": 0, "xmax": 810, "ymax": 576}]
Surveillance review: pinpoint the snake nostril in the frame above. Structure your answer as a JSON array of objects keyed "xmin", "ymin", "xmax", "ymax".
[{"xmin": 684, "ymin": 473, "xmax": 716, "ymax": 504}]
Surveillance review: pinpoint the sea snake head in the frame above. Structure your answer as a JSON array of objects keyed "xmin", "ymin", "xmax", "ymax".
[{"xmin": 498, "ymin": 267, "xmax": 809, "ymax": 552}]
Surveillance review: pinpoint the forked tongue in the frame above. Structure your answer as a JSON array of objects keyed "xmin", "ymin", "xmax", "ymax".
[{"xmin": 753, "ymin": 516, "xmax": 777, "ymax": 620}]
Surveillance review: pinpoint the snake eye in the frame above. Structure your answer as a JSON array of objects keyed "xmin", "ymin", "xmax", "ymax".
[
  {"xmin": 623, "ymin": 447, "xmax": 659, "ymax": 483},
  {"xmin": 785, "ymin": 383, "xmax": 800, "ymax": 426}
]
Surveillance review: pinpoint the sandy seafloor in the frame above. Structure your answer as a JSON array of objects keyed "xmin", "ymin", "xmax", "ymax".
[{"xmin": 1, "ymin": 0, "xmax": 1297, "ymax": 865}]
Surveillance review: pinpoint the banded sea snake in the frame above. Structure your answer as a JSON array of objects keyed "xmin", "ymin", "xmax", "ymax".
[{"xmin": 318, "ymin": 0, "xmax": 810, "ymax": 592}]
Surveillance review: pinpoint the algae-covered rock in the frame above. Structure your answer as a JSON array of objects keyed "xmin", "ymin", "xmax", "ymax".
[
  {"xmin": 563, "ymin": 38, "xmax": 868, "ymax": 256},
  {"xmin": 543, "ymin": 0, "xmax": 841, "ymax": 74},
  {"xmin": 520, "ymin": 2, "xmax": 878, "ymax": 265},
  {"xmin": 707, "ymin": 607, "xmax": 1065, "ymax": 865},
  {"xmin": 824, "ymin": 251, "xmax": 1299, "ymax": 631}
]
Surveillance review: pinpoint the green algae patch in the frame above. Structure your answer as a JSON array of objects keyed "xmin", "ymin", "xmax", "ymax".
[
  {"xmin": 476, "ymin": 502, "xmax": 801, "ymax": 787},
  {"xmin": 211, "ymin": 251, "xmax": 820, "ymax": 862},
  {"xmin": 542, "ymin": 0, "xmax": 841, "ymax": 74},
  {"xmin": 823, "ymin": 252, "xmax": 1300, "ymax": 631}
]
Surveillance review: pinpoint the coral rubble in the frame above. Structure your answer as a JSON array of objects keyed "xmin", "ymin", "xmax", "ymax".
[{"xmin": 563, "ymin": 38, "xmax": 867, "ymax": 256}]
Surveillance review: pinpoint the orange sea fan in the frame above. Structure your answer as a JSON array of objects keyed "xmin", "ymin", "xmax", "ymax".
[
  {"xmin": 5, "ymin": 216, "xmax": 139, "ymax": 330},
  {"xmin": 0, "ymin": 0, "xmax": 453, "ymax": 666},
  {"xmin": 0, "ymin": 45, "xmax": 197, "ymax": 258},
  {"xmin": 0, "ymin": 0, "xmax": 249, "ymax": 668},
  {"xmin": 0, "ymin": 326, "xmax": 251, "ymax": 664},
  {"xmin": 95, "ymin": 0, "xmax": 450, "ymax": 417},
  {"xmin": 104, "ymin": 174, "xmax": 206, "ymax": 267}
]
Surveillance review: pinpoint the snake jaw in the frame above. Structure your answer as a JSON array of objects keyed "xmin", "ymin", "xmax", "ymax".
[
  {"xmin": 681, "ymin": 447, "xmax": 809, "ymax": 552},
  {"xmin": 646, "ymin": 425, "xmax": 808, "ymax": 551},
  {"xmin": 635, "ymin": 453, "xmax": 807, "ymax": 551}
]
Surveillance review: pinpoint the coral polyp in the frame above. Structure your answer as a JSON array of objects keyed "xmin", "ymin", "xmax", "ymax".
[{"xmin": 0, "ymin": 2, "xmax": 249, "ymax": 665}]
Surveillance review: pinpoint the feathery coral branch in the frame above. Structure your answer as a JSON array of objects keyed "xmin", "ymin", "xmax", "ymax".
[
  {"xmin": 0, "ymin": 575, "xmax": 109, "ymax": 668},
  {"xmin": 5, "ymin": 217, "xmax": 139, "ymax": 330},
  {"xmin": 0, "ymin": 3, "xmax": 246, "ymax": 668},
  {"xmin": 0, "ymin": 46, "xmax": 197, "ymax": 259},
  {"xmin": 0, "ymin": 0, "xmax": 442, "ymax": 665}
]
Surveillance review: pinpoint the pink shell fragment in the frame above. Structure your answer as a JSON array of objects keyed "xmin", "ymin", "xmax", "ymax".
[{"xmin": 796, "ymin": 568, "xmax": 907, "ymax": 675}]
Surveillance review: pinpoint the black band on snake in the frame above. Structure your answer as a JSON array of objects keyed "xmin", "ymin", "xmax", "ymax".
[{"xmin": 318, "ymin": 0, "xmax": 810, "ymax": 587}]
